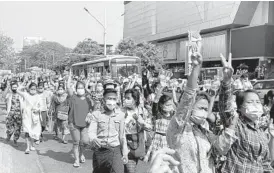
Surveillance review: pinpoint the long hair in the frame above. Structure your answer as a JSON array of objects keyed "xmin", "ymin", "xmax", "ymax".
[
  {"xmin": 157, "ymin": 94, "xmax": 173, "ymax": 119},
  {"xmin": 264, "ymin": 90, "xmax": 274, "ymax": 106},
  {"xmin": 125, "ymin": 89, "xmax": 140, "ymax": 107}
]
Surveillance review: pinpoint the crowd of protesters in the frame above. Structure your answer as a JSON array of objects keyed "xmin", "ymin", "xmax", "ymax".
[{"xmin": 1, "ymin": 45, "xmax": 274, "ymax": 173}]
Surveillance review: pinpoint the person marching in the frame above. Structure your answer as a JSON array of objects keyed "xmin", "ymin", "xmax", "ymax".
[{"xmin": 4, "ymin": 80, "xmax": 24, "ymax": 147}]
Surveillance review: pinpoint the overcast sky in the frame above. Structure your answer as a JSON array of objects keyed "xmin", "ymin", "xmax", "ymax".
[{"xmin": 0, "ymin": 1, "xmax": 124, "ymax": 51}]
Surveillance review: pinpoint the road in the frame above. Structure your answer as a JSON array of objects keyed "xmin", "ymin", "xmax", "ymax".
[{"xmin": 0, "ymin": 107, "xmax": 149, "ymax": 173}]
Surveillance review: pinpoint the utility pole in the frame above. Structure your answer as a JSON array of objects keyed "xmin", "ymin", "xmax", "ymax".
[
  {"xmin": 104, "ymin": 8, "xmax": 107, "ymax": 56},
  {"xmin": 24, "ymin": 58, "xmax": 27, "ymax": 72},
  {"xmin": 84, "ymin": 7, "xmax": 107, "ymax": 56}
]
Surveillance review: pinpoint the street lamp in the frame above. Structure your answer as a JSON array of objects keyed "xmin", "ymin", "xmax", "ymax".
[{"xmin": 84, "ymin": 7, "xmax": 107, "ymax": 56}]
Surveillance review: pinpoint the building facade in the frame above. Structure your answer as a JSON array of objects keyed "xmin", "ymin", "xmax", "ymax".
[{"xmin": 123, "ymin": 1, "xmax": 274, "ymax": 78}]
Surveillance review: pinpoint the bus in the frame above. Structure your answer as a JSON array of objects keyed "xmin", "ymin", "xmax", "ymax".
[{"xmin": 71, "ymin": 55, "xmax": 141, "ymax": 79}]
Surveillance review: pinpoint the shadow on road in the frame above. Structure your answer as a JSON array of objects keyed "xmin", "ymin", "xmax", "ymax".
[
  {"xmin": 0, "ymin": 136, "xmax": 26, "ymax": 152},
  {"xmin": 36, "ymin": 147, "xmax": 94, "ymax": 165},
  {"xmin": 40, "ymin": 133, "xmax": 74, "ymax": 144},
  {"xmin": 37, "ymin": 149, "xmax": 74, "ymax": 164}
]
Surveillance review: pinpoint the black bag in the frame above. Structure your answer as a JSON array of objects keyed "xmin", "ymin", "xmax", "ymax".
[{"xmin": 127, "ymin": 130, "xmax": 146, "ymax": 158}]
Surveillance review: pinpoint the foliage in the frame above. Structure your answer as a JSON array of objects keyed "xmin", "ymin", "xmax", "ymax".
[
  {"xmin": 115, "ymin": 38, "xmax": 163, "ymax": 69},
  {"xmin": 73, "ymin": 38, "xmax": 104, "ymax": 55},
  {"xmin": 0, "ymin": 32, "xmax": 19, "ymax": 71},
  {"xmin": 57, "ymin": 38, "xmax": 113, "ymax": 70},
  {"xmin": 20, "ymin": 41, "xmax": 72, "ymax": 70}
]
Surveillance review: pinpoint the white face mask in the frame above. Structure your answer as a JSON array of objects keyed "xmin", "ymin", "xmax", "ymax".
[
  {"xmin": 149, "ymin": 94, "xmax": 156, "ymax": 102},
  {"xmin": 106, "ymin": 100, "xmax": 116, "ymax": 111},
  {"xmin": 163, "ymin": 105, "xmax": 173, "ymax": 113},
  {"xmin": 29, "ymin": 90, "xmax": 37, "ymax": 95},
  {"xmin": 242, "ymin": 104, "xmax": 263, "ymax": 122},
  {"xmin": 124, "ymin": 99, "xmax": 134, "ymax": 108},
  {"xmin": 190, "ymin": 109, "xmax": 208, "ymax": 125},
  {"xmin": 77, "ymin": 89, "xmax": 85, "ymax": 96},
  {"xmin": 96, "ymin": 86, "xmax": 103, "ymax": 92}
]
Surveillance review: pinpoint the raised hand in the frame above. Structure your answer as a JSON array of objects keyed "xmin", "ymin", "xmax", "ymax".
[
  {"xmin": 220, "ymin": 53, "xmax": 233, "ymax": 82},
  {"xmin": 148, "ymin": 148, "xmax": 180, "ymax": 173},
  {"xmin": 69, "ymin": 68, "xmax": 72, "ymax": 77}
]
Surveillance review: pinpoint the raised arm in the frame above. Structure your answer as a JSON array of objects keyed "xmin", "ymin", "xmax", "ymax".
[
  {"xmin": 209, "ymin": 53, "xmax": 239, "ymax": 155},
  {"xmin": 67, "ymin": 69, "xmax": 74, "ymax": 96},
  {"xmin": 167, "ymin": 39, "xmax": 203, "ymax": 148},
  {"xmin": 172, "ymin": 85, "xmax": 178, "ymax": 106},
  {"xmin": 2, "ymin": 81, "xmax": 10, "ymax": 99},
  {"xmin": 174, "ymin": 55, "xmax": 201, "ymax": 125}
]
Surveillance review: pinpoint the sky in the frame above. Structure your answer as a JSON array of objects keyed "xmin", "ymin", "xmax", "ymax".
[{"xmin": 0, "ymin": 1, "xmax": 125, "ymax": 51}]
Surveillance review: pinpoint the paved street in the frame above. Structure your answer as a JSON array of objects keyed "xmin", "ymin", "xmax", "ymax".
[{"xmin": 0, "ymin": 108, "xmax": 149, "ymax": 173}]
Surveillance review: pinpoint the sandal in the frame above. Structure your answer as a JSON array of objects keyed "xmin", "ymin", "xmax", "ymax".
[
  {"xmin": 73, "ymin": 161, "xmax": 80, "ymax": 168},
  {"xmin": 80, "ymin": 155, "xmax": 86, "ymax": 163}
]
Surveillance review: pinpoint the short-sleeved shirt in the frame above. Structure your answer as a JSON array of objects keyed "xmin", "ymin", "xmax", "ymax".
[
  {"xmin": 88, "ymin": 109, "xmax": 125, "ymax": 147},
  {"xmin": 68, "ymin": 95, "xmax": 92, "ymax": 127},
  {"xmin": 74, "ymin": 96, "xmax": 89, "ymax": 127}
]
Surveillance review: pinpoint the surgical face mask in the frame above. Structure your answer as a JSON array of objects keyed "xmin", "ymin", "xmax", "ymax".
[
  {"xmin": 105, "ymin": 100, "xmax": 116, "ymax": 111},
  {"xmin": 58, "ymin": 90, "xmax": 65, "ymax": 95},
  {"xmin": 96, "ymin": 86, "xmax": 103, "ymax": 92},
  {"xmin": 149, "ymin": 93, "xmax": 156, "ymax": 102},
  {"xmin": 242, "ymin": 104, "xmax": 263, "ymax": 122},
  {"xmin": 37, "ymin": 88, "xmax": 44, "ymax": 93},
  {"xmin": 136, "ymin": 78, "xmax": 142, "ymax": 85},
  {"xmin": 190, "ymin": 109, "xmax": 208, "ymax": 125},
  {"xmin": 29, "ymin": 90, "xmax": 37, "ymax": 95},
  {"xmin": 77, "ymin": 89, "xmax": 85, "ymax": 96},
  {"xmin": 124, "ymin": 99, "xmax": 134, "ymax": 108},
  {"xmin": 163, "ymin": 105, "xmax": 174, "ymax": 113}
]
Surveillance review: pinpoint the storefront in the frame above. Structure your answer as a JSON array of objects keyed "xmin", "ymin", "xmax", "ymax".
[
  {"xmin": 231, "ymin": 25, "xmax": 274, "ymax": 78},
  {"xmin": 158, "ymin": 31, "xmax": 227, "ymax": 77}
]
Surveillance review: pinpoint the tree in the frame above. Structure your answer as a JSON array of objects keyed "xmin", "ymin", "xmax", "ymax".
[
  {"xmin": 115, "ymin": 38, "xmax": 163, "ymax": 69},
  {"xmin": 20, "ymin": 41, "xmax": 71, "ymax": 71},
  {"xmin": 0, "ymin": 32, "xmax": 19, "ymax": 72},
  {"xmin": 58, "ymin": 38, "xmax": 113, "ymax": 69},
  {"xmin": 73, "ymin": 38, "xmax": 104, "ymax": 55}
]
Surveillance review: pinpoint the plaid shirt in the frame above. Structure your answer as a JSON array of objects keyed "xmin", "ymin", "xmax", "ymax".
[{"xmin": 219, "ymin": 81, "xmax": 273, "ymax": 173}]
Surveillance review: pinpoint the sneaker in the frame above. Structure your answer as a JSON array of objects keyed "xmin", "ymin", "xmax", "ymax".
[
  {"xmin": 62, "ymin": 140, "xmax": 68, "ymax": 144},
  {"xmin": 25, "ymin": 149, "xmax": 30, "ymax": 154},
  {"xmin": 73, "ymin": 161, "xmax": 80, "ymax": 168},
  {"xmin": 80, "ymin": 155, "xmax": 86, "ymax": 163},
  {"xmin": 30, "ymin": 146, "xmax": 36, "ymax": 151},
  {"xmin": 35, "ymin": 140, "xmax": 40, "ymax": 145}
]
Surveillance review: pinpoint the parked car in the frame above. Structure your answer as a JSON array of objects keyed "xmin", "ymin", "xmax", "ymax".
[{"xmin": 253, "ymin": 79, "xmax": 274, "ymax": 103}]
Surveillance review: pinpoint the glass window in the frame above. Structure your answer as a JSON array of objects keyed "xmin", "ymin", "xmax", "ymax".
[
  {"xmin": 254, "ymin": 82, "xmax": 263, "ymax": 89},
  {"xmin": 111, "ymin": 63, "xmax": 138, "ymax": 77},
  {"xmin": 264, "ymin": 81, "xmax": 274, "ymax": 89}
]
